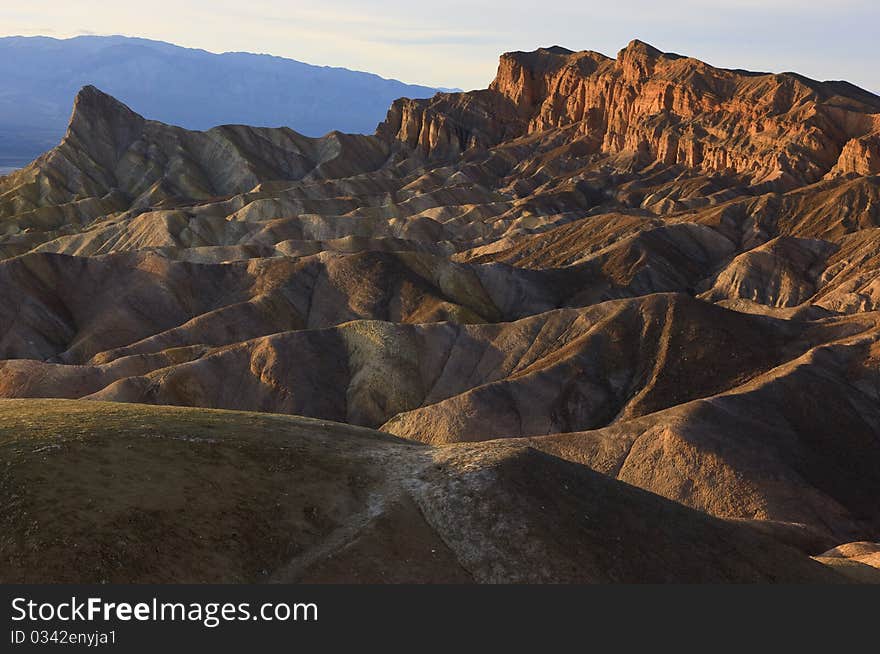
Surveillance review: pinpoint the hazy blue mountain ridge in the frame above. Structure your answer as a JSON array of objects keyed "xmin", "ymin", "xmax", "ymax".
[{"xmin": 0, "ymin": 35, "xmax": 445, "ymax": 167}]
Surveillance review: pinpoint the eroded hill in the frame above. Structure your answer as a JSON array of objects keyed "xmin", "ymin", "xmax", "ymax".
[
  {"xmin": 0, "ymin": 399, "xmax": 852, "ymax": 583},
  {"xmin": 1, "ymin": 40, "xmax": 879, "ymax": 581}
]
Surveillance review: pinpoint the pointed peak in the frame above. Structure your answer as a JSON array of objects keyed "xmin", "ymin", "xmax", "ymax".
[
  {"xmin": 619, "ymin": 39, "xmax": 664, "ymax": 60},
  {"xmin": 618, "ymin": 39, "xmax": 685, "ymax": 64},
  {"xmin": 63, "ymin": 86, "xmax": 146, "ymax": 165},
  {"xmin": 616, "ymin": 40, "xmax": 684, "ymax": 80},
  {"xmin": 78, "ymin": 84, "xmax": 110, "ymax": 99},
  {"xmin": 68, "ymin": 85, "xmax": 144, "ymax": 132},
  {"xmin": 73, "ymin": 85, "xmax": 141, "ymax": 115},
  {"xmin": 617, "ymin": 39, "xmax": 666, "ymax": 62}
]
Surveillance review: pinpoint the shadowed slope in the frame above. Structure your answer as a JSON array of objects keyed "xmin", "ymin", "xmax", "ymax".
[
  {"xmin": 0, "ymin": 86, "xmax": 390, "ymax": 225},
  {"xmin": 0, "ymin": 399, "xmax": 846, "ymax": 583}
]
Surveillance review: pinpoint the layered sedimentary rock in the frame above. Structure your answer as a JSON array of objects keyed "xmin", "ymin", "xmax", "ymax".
[
  {"xmin": 832, "ymin": 132, "xmax": 880, "ymax": 177},
  {"xmin": 381, "ymin": 40, "xmax": 880, "ymax": 188},
  {"xmin": 0, "ymin": 86, "xmax": 390, "ymax": 226},
  {"xmin": 1, "ymin": 41, "xmax": 880, "ymax": 581}
]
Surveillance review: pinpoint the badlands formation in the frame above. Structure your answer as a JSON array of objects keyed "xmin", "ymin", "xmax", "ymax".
[{"xmin": 1, "ymin": 41, "xmax": 879, "ymax": 582}]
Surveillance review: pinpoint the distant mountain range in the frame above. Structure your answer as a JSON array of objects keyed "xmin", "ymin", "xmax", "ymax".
[{"xmin": 0, "ymin": 35, "xmax": 447, "ymax": 167}]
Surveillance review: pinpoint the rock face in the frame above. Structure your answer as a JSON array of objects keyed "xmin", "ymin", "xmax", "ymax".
[
  {"xmin": 832, "ymin": 133, "xmax": 880, "ymax": 176},
  {"xmin": 0, "ymin": 86, "xmax": 390, "ymax": 225},
  {"xmin": 379, "ymin": 40, "xmax": 880, "ymax": 188},
  {"xmin": 1, "ymin": 40, "xmax": 880, "ymax": 582},
  {"xmin": 813, "ymin": 542, "xmax": 880, "ymax": 582}
]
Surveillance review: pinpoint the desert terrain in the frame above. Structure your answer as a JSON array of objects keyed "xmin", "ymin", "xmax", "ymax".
[{"xmin": 1, "ymin": 40, "xmax": 879, "ymax": 582}]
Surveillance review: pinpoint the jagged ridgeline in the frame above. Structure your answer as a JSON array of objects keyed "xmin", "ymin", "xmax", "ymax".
[{"xmin": 1, "ymin": 41, "xmax": 879, "ymax": 583}]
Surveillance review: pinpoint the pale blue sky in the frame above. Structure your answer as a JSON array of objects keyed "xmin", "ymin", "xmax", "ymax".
[{"xmin": 1, "ymin": 0, "xmax": 877, "ymax": 92}]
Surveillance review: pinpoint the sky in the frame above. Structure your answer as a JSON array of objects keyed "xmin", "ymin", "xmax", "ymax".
[{"xmin": 1, "ymin": 0, "xmax": 878, "ymax": 93}]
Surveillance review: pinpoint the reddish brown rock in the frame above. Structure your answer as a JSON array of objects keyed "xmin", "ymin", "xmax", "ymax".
[
  {"xmin": 379, "ymin": 40, "xmax": 880, "ymax": 188},
  {"xmin": 831, "ymin": 132, "xmax": 880, "ymax": 176}
]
